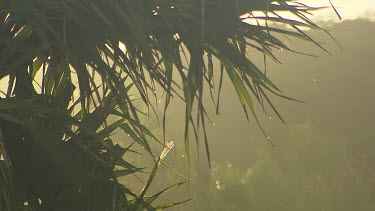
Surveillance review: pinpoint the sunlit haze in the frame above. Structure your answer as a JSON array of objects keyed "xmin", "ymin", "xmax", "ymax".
[{"xmin": 305, "ymin": 0, "xmax": 375, "ymax": 22}]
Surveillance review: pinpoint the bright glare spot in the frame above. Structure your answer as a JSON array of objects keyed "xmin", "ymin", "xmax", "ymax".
[
  {"xmin": 173, "ymin": 33, "xmax": 180, "ymax": 39},
  {"xmin": 216, "ymin": 184, "xmax": 221, "ymax": 190},
  {"xmin": 13, "ymin": 25, "xmax": 25, "ymax": 38},
  {"xmin": 227, "ymin": 162, "xmax": 232, "ymax": 168},
  {"xmin": 156, "ymin": 6, "xmax": 160, "ymax": 9},
  {"xmin": 212, "ymin": 123, "xmax": 216, "ymax": 126},
  {"xmin": 119, "ymin": 42, "xmax": 126, "ymax": 52},
  {"xmin": 160, "ymin": 141, "xmax": 174, "ymax": 160},
  {"xmin": 215, "ymin": 180, "xmax": 221, "ymax": 185},
  {"xmin": 158, "ymin": 99, "xmax": 161, "ymax": 103},
  {"xmin": 267, "ymin": 136, "xmax": 270, "ymax": 140},
  {"xmin": 269, "ymin": 117, "xmax": 272, "ymax": 120},
  {"xmin": 127, "ymin": 134, "xmax": 130, "ymax": 137},
  {"xmin": 171, "ymin": 6, "xmax": 175, "ymax": 9},
  {"xmin": 182, "ymin": 154, "xmax": 185, "ymax": 158},
  {"xmin": 4, "ymin": 13, "xmax": 10, "ymax": 22}
]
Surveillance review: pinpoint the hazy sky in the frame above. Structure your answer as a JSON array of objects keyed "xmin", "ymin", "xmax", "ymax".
[{"xmin": 304, "ymin": 0, "xmax": 375, "ymax": 22}]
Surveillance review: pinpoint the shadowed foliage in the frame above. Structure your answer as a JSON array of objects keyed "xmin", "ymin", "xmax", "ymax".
[{"xmin": 0, "ymin": 0, "xmax": 338, "ymax": 210}]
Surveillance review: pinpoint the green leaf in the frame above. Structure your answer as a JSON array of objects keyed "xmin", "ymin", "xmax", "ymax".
[{"xmin": 114, "ymin": 168, "xmax": 145, "ymax": 177}]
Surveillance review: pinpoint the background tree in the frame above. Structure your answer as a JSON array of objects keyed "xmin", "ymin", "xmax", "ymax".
[{"xmin": 0, "ymin": 0, "xmax": 339, "ymax": 210}]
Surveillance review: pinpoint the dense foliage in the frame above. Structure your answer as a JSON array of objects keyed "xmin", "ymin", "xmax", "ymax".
[{"xmin": 177, "ymin": 122, "xmax": 375, "ymax": 211}]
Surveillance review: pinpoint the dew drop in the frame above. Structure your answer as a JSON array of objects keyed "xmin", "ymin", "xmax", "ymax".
[
  {"xmin": 216, "ymin": 184, "xmax": 221, "ymax": 190},
  {"xmin": 212, "ymin": 123, "xmax": 216, "ymax": 126},
  {"xmin": 127, "ymin": 134, "xmax": 130, "ymax": 137},
  {"xmin": 227, "ymin": 163, "xmax": 232, "ymax": 168},
  {"xmin": 269, "ymin": 117, "xmax": 272, "ymax": 120},
  {"xmin": 267, "ymin": 136, "xmax": 270, "ymax": 140},
  {"xmin": 215, "ymin": 180, "xmax": 220, "ymax": 185}
]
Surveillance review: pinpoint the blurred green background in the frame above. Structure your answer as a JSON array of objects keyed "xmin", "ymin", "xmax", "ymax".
[{"xmin": 116, "ymin": 19, "xmax": 375, "ymax": 210}]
